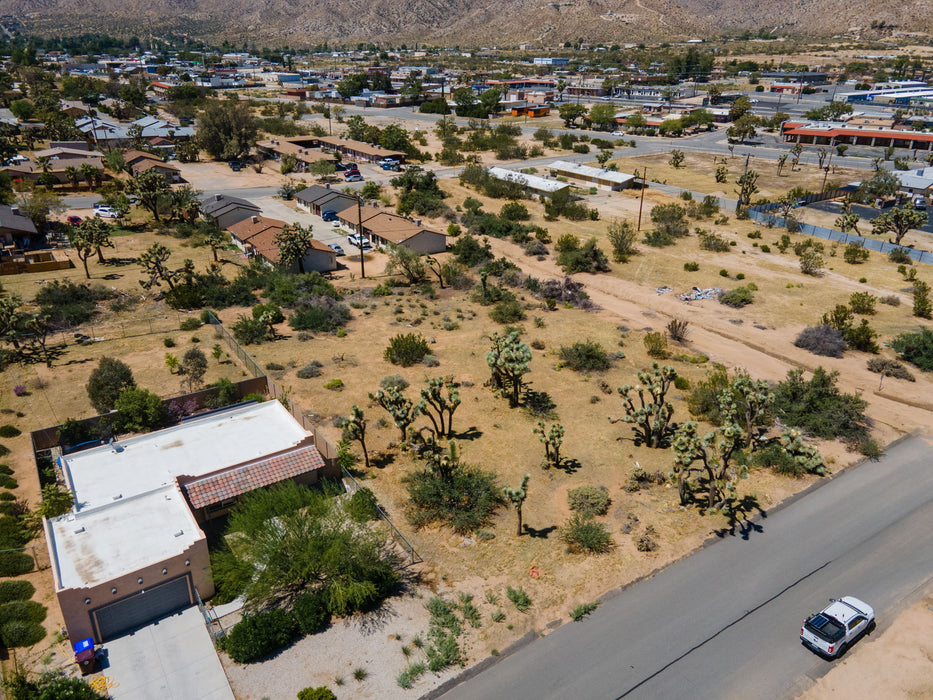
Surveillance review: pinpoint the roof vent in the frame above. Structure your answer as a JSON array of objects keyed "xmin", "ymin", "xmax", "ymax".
[
  {"xmin": 251, "ymin": 215, "xmax": 259, "ymax": 223},
  {"xmin": 73, "ymin": 526, "xmax": 86, "ymax": 534},
  {"xmin": 174, "ymin": 530, "xmax": 185, "ymax": 538},
  {"xmin": 214, "ymin": 193, "xmax": 223, "ymax": 201},
  {"xmin": 112, "ymin": 494, "xmax": 123, "ymax": 500}
]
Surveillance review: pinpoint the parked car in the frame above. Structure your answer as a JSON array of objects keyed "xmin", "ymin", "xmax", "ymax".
[
  {"xmin": 610, "ymin": 130, "xmax": 626, "ymax": 136},
  {"xmin": 346, "ymin": 233, "xmax": 371, "ymax": 250},
  {"xmin": 801, "ymin": 597, "xmax": 875, "ymax": 658},
  {"xmin": 66, "ymin": 216, "xmax": 83, "ymax": 225},
  {"xmin": 93, "ymin": 204, "xmax": 118, "ymax": 218},
  {"xmin": 345, "ymin": 173, "xmax": 364, "ymax": 182},
  {"xmin": 328, "ymin": 243, "xmax": 345, "ymax": 256},
  {"xmin": 321, "ymin": 210, "xmax": 339, "ymax": 222},
  {"xmin": 913, "ymin": 197, "xmax": 926, "ymax": 210},
  {"xmin": 377, "ymin": 157, "xmax": 399, "ymax": 166},
  {"xmin": 228, "ymin": 160, "xmax": 243, "ymax": 172}
]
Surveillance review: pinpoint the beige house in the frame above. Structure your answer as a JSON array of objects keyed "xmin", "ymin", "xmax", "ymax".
[
  {"xmin": 46, "ymin": 401, "xmax": 333, "ymax": 642},
  {"xmin": 228, "ymin": 215, "xmax": 337, "ymax": 273}
]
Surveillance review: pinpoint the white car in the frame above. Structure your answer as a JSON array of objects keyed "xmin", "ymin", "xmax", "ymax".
[
  {"xmin": 347, "ymin": 233, "xmax": 371, "ymax": 250},
  {"xmin": 801, "ymin": 597, "xmax": 875, "ymax": 658},
  {"xmin": 611, "ymin": 130, "xmax": 626, "ymax": 136},
  {"xmin": 93, "ymin": 205, "xmax": 119, "ymax": 218}
]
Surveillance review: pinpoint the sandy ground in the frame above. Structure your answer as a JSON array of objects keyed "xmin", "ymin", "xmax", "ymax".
[
  {"xmin": 219, "ymin": 586, "xmax": 460, "ymax": 700},
  {"xmin": 797, "ymin": 591, "xmax": 933, "ymax": 699}
]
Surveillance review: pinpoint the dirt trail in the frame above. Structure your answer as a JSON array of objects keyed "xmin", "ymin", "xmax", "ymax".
[{"xmin": 485, "ymin": 236, "xmax": 933, "ymax": 444}]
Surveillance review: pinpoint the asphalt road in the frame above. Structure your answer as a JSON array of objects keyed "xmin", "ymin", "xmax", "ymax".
[{"xmin": 439, "ymin": 434, "xmax": 933, "ymax": 700}]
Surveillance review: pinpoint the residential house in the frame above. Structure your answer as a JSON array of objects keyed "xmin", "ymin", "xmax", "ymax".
[
  {"xmin": 548, "ymin": 160, "xmax": 636, "ymax": 191},
  {"xmin": 45, "ymin": 400, "xmax": 335, "ymax": 643},
  {"xmin": 0, "ymin": 205, "xmax": 38, "ymax": 247},
  {"xmin": 227, "ymin": 215, "xmax": 336, "ymax": 273},
  {"xmin": 256, "ymin": 137, "xmax": 338, "ymax": 172},
  {"xmin": 123, "ymin": 149, "xmax": 181, "ymax": 182},
  {"xmin": 893, "ymin": 166, "xmax": 933, "ymax": 196},
  {"xmin": 315, "ymin": 135, "xmax": 407, "ymax": 164},
  {"xmin": 2, "ymin": 152, "xmax": 105, "ymax": 187},
  {"xmin": 488, "ymin": 166, "xmax": 570, "ymax": 195},
  {"xmin": 201, "ymin": 194, "xmax": 262, "ymax": 229},
  {"xmin": 59, "ymin": 100, "xmax": 91, "ymax": 119},
  {"xmin": 337, "ymin": 206, "xmax": 446, "ymax": 254},
  {"xmin": 296, "ymin": 186, "xmax": 357, "ymax": 216}
]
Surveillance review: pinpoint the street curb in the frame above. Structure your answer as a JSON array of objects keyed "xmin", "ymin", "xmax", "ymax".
[{"xmin": 418, "ymin": 430, "xmax": 922, "ymax": 699}]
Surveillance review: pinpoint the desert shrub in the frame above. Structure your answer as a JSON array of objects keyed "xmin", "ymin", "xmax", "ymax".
[
  {"xmin": 858, "ymin": 437, "xmax": 884, "ymax": 459},
  {"xmin": 265, "ymin": 362, "xmax": 285, "ymax": 372},
  {"xmin": 489, "ymin": 300, "xmax": 526, "ymax": 324},
  {"xmin": 635, "ymin": 531, "xmax": 659, "ymax": 552},
  {"xmin": 643, "ymin": 332, "xmax": 668, "ymax": 358},
  {"xmin": 683, "ymin": 261, "xmax": 699, "ymax": 272},
  {"xmin": 849, "ymin": 292, "xmax": 876, "ymax": 315},
  {"xmin": 698, "ymin": 230, "xmax": 730, "ymax": 252},
  {"xmin": 404, "ymin": 467, "xmax": 502, "ymax": 534},
  {"xmin": 232, "ymin": 316, "xmax": 267, "ymax": 345},
  {"xmin": 794, "ymin": 325, "xmax": 846, "ymax": 358},
  {"xmin": 506, "ymin": 586, "xmax": 532, "ymax": 612},
  {"xmin": 179, "ymin": 318, "xmax": 202, "ymax": 331},
  {"xmin": 1, "ymin": 620, "xmax": 46, "ymax": 648},
  {"xmin": 557, "ymin": 239, "xmax": 609, "ymax": 274},
  {"xmin": 560, "ymin": 514, "xmax": 613, "ymax": 554},
  {"xmin": 35, "ymin": 281, "xmax": 114, "ymax": 329},
  {"xmin": 163, "ymin": 337, "xmax": 176, "ymax": 347},
  {"xmin": 297, "ymin": 688, "xmax": 337, "ymax": 700},
  {"xmin": 750, "ymin": 443, "xmax": 801, "ymax": 475},
  {"xmin": 296, "ymin": 362, "xmax": 323, "ymax": 379},
  {"xmin": 0, "ymin": 552, "xmax": 35, "ymax": 577},
  {"xmin": 0, "ymin": 600, "xmax": 47, "ymax": 625},
  {"xmin": 323, "ymin": 379, "xmax": 344, "ymax": 391},
  {"xmin": 888, "ymin": 247, "xmax": 912, "ymax": 264},
  {"xmin": 0, "ymin": 581, "xmax": 34, "ymax": 604},
  {"xmin": 346, "ymin": 487, "xmax": 380, "ymax": 522},
  {"xmin": 866, "ymin": 357, "xmax": 915, "ymax": 382},
  {"xmin": 292, "ymin": 592, "xmax": 330, "ymax": 635},
  {"xmin": 379, "ymin": 374, "xmax": 410, "ymax": 391},
  {"xmin": 773, "ymin": 367, "xmax": 867, "ymax": 439},
  {"xmin": 500, "ymin": 201, "xmax": 529, "ymax": 221},
  {"xmin": 667, "ymin": 318, "xmax": 689, "ymax": 342},
  {"xmin": 558, "ymin": 341, "xmax": 611, "ymax": 372},
  {"xmin": 224, "ymin": 609, "xmax": 299, "ymax": 663},
  {"xmin": 384, "ymin": 333, "xmax": 430, "ymax": 367},
  {"xmin": 523, "ymin": 239, "xmax": 548, "ymax": 256},
  {"xmin": 288, "ymin": 298, "xmax": 351, "ymax": 332},
  {"xmin": 0, "ymin": 425, "xmax": 20, "ymax": 438},
  {"xmin": 642, "ymin": 229, "xmax": 675, "ymax": 247},
  {"xmin": 845, "ymin": 320, "xmax": 879, "ymax": 354},
  {"xmin": 843, "ymin": 243, "xmax": 870, "ymax": 264},
  {"xmin": 891, "ymin": 328, "xmax": 933, "ymax": 371},
  {"xmin": 719, "ymin": 286, "xmax": 754, "ymax": 308},
  {"xmin": 567, "ymin": 485, "xmax": 610, "ymax": 517},
  {"xmin": 674, "ymin": 376, "xmax": 690, "ymax": 390},
  {"xmin": 880, "ymin": 294, "xmax": 901, "ymax": 306}
]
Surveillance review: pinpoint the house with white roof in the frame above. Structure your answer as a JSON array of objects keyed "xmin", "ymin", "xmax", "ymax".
[{"xmin": 548, "ymin": 160, "xmax": 637, "ymax": 191}]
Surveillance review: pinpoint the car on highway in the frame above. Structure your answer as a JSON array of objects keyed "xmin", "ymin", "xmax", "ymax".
[
  {"xmin": 345, "ymin": 173, "xmax": 364, "ymax": 182},
  {"xmin": 328, "ymin": 243, "xmax": 345, "ymax": 256},
  {"xmin": 800, "ymin": 596, "xmax": 875, "ymax": 658},
  {"xmin": 93, "ymin": 204, "xmax": 119, "ymax": 218}
]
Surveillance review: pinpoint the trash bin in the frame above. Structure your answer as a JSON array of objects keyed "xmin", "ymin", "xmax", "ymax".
[{"xmin": 75, "ymin": 648, "xmax": 99, "ymax": 675}]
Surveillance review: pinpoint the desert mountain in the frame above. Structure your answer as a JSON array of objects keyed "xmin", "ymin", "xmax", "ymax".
[{"xmin": 2, "ymin": 0, "xmax": 930, "ymax": 46}]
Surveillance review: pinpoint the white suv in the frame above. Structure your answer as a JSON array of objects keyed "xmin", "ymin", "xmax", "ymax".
[
  {"xmin": 93, "ymin": 204, "xmax": 118, "ymax": 218},
  {"xmin": 800, "ymin": 597, "xmax": 875, "ymax": 658}
]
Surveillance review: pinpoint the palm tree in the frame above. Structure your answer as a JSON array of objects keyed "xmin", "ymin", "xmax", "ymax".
[
  {"xmin": 79, "ymin": 162, "xmax": 96, "ymax": 190},
  {"xmin": 64, "ymin": 165, "xmax": 80, "ymax": 190},
  {"xmin": 35, "ymin": 155, "xmax": 51, "ymax": 173}
]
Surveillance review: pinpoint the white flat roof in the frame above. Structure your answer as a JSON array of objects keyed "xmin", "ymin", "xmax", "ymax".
[
  {"xmin": 488, "ymin": 166, "xmax": 569, "ymax": 193},
  {"xmin": 63, "ymin": 401, "xmax": 309, "ymax": 511},
  {"xmin": 50, "ymin": 486, "xmax": 201, "ymax": 589},
  {"xmin": 548, "ymin": 160, "xmax": 636, "ymax": 185}
]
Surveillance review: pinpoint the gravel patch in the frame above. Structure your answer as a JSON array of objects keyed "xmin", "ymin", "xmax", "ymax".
[{"xmin": 221, "ymin": 588, "xmax": 460, "ymax": 700}]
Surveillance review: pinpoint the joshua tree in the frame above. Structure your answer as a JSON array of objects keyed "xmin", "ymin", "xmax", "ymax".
[
  {"xmin": 486, "ymin": 329, "xmax": 532, "ymax": 408},
  {"xmin": 533, "ymin": 422, "xmax": 564, "ymax": 469},
  {"xmin": 370, "ymin": 385, "xmax": 423, "ymax": 442},
  {"xmin": 419, "ymin": 376, "xmax": 461, "ymax": 437},
  {"xmin": 343, "ymin": 405, "xmax": 370, "ymax": 469},
  {"xmin": 610, "ymin": 363, "xmax": 677, "ymax": 448},
  {"xmin": 502, "ymin": 474, "xmax": 530, "ymax": 537}
]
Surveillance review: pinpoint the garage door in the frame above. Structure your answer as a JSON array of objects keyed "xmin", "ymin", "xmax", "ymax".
[{"xmin": 94, "ymin": 576, "xmax": 192, "ymax": 641}]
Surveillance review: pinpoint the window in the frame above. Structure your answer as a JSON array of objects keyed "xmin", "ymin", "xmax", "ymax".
[{"xmin": 848, "ymin": 616, "xmax": 865, "ymax": 631}]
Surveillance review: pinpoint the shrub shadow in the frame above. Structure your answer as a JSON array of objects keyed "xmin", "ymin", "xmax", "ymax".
[{"xmin": 524, "ymin": 525, "xmax": 558, "ymax": 539}]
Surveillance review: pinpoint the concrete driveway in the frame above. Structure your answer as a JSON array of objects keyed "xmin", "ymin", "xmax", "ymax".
[{"xmin": 101, "ymin": 606, "xmax": 233, "ymax": 700}]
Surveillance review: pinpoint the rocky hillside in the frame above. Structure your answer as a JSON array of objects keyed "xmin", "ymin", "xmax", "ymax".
[{"xmin": 3, "ymin": 0, "xmax": 931, "ymax": 46}]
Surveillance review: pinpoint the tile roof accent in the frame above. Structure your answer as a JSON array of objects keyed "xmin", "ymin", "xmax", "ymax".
[{"xmin": 182, "ymin": 445, "xmax": 325, "ymax": 509}]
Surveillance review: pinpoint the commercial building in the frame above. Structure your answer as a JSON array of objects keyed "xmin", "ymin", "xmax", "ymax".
[
  {"xmin": 488, "ymin": 166, "xmax": 570, "ymax": 194},
  {"xmin": 46, "ymin": 401, "xmax": 335, "ymax": 643},
  {"xmin": 548, "ymin": 161, "xmax": 637, "ymax": 191},
  {"xmin": 781, "ymin": 120, "xmax": 933, "ymax": 151}
]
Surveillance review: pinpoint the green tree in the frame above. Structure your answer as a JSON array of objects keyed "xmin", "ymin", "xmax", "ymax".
[
  {"xmin": 64, "ymin": 165, "xmax": 80, "ymax": 189},
  {"xmin": 179, "ymin": 347, "xmax": 208, "ymax": 392},
  {"xmin": 198, "ymin": 99, "xmax": 258, "ymax": 161},
  {"xmin": 384, "ymin": 243, "xmax": 427, "ymax": 283},
  {"xmin": 727, "ymin": 114, "xmax": 757, "ymax": 143},
  {"xmin": 606, "ymin": 219, "xmax": 637, "ymax": 262},
  {"xmin": 37, "ymin": 484, "xmax": 75, "ymax": 519},
  {"xmin": 588, "ymin": 104, "xmax": 617, "ymax": 131},
  {"xmin": 735, "ymin": 170, "xmax": 759, "ymax": 208},
  {"xmin": 486, "ymin": 329, "xmax": 532, "ymax": 408},
  {"xmin": 558, "ymin": 103, "xmax": 588, "ymax": 128},
  {"xmin": 308, "ymin": 160, "xmax": 336, "ymax": 182},
  {"xmin": 275, "ymin": 223, "xmax": 313, "ymax": 273},
  {"xmin": 856, "ymin": 169, "xmax": 900, "ymax": 202},
  {"xmin": 502, "ymin": 474, "xmax": 530, "ymax": 536},
  {"xmin": 729, "ymin": 96, "xmax": 752, "ymax": 121},
  {"xmin": 17, "ymin": 188, "xmax": 64, "ymax": 230},
  {"xmin": 114, "ymin": 387, "xmax": 166, "ymax": 433},
  {"xmin": 86, "ymin": 357, "xmax": 136, "ymax": 413},
  {"xmin": 138, "ymin": 242, "xmax": 179, "ymax": 291},
  {"xmin": 370, "ymin": 385, "xmax": 423, "ymax": 442},
  {"xmin": 131, "ymin": 168, "xmax": 171, "ymax": 222},
  {"xmin": 871, "ymin": 205, "xmax": 927, "ymax": 245},
  {"xmin": 9, "ymin": 99, "xmax": 35, "ymax": 121},
  {"xmin": 610, "ymin": 363, "xmax": 677, "ymax": 448},
  {"xmin": 169, "ymin": 185, "xmax": 202, "ymax": 222}
]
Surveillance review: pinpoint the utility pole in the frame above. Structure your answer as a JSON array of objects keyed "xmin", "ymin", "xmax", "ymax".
[
  {"xmin": 356, "ymin": 195, "xmax": 365, "ymax": 279},
  {"xmin": 637, "ymin": 168, "xmax": 647, "ymax": 231}
]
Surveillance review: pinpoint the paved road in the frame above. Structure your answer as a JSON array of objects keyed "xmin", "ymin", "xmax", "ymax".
[{"xmin": 439, "ymin": 435, "xmax": 933, "ymax": 700}]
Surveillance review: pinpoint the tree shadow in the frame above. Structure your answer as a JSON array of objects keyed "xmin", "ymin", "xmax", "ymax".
[
  {"xmin": 524, "ymin": 525, "xmax": 558, "ymax": 539},
  {"xmin": 371, "ymin": 452, "xmax": 396, "ymax": 469},
  {"xmin": 555, "ymin": 457, "xmax": 582, "ymax": 474},
  {"xmin": 452, "ymin": 426, "xmax": 483, "ymax": 441},
  {"xmin": 712, "ymin": 494, "xmax": 766, "ymax": 540},
  {"xmin": 101, "ymin": 273, "xmax": 123, "ymax": 280},
  {"xmin": 521, "ymin": 388, "xmax": 558, "ymax": 420},
  {"xmin": 102, "ymin": 257, "xmax": 138, "ymax": 267}
]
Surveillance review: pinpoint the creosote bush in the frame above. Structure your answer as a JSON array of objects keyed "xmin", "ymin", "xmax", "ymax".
[
  {"xmin": 567, "ymin": 485, "xmax": 610, "ymax": 517},
  {"xmin": 384, "ymin": 333, "xmax": 430, "ymax": 367},
  {"xmin": 794, "ymin": 325, "xmax": 846, "ymax": 358},
  {"xmin": 719, "ymin": 286, "xmax": 754, "ymax": 308},
  {"xmin": 558, "ymin": 341, "xmax": 611, "ymax": 372},
  {"xmin": 224, "ymin": 608, "xmax": 299, "ymax": 663},
  {"xmin": 560, "ymin": 514, "xmax": 613, "ymax": 554}
]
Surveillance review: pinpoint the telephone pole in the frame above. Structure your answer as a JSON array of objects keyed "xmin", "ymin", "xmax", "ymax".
[{"xmin": 637, "ymin": 168, "xmax": 647, "ymax": 232}]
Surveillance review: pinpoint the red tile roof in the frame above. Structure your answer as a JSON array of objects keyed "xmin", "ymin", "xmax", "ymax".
[{"xmin": 182, "ymin": 445, "xmax": 326, "ymax": 508}]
